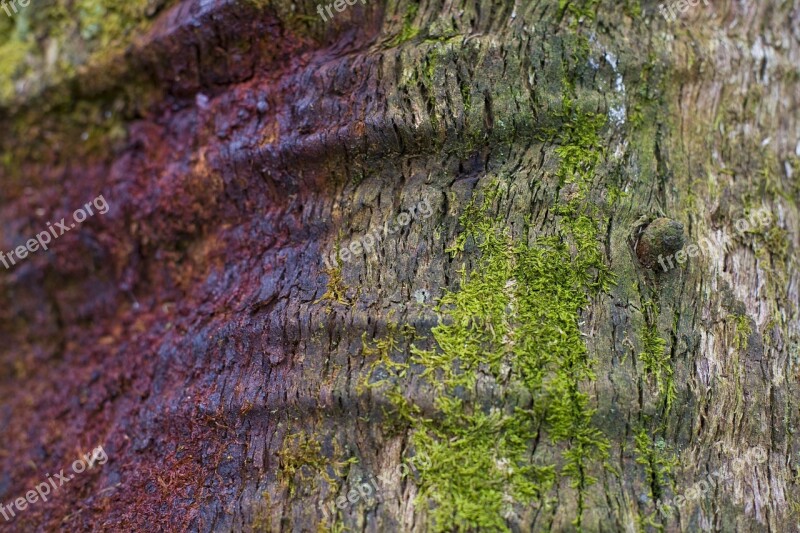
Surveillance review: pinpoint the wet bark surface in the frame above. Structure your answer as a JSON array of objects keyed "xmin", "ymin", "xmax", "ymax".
[{"xmin": 0, "ymin": 1, "xmax": 798, "ymax": 532}]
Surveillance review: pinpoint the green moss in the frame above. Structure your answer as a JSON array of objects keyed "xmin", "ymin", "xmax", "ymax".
[
  {"xmin": 316, "ymin": 251, "xmax": 353, "ymax": 306},
  {"xmin": 554, "ymin": 93, "xmax": 607, "ymax": 197},
  {"xmin": 638, "ymin": 302, "xmax": 677, "ymax": 410},
  {"xmin": 0, "ymin": 1, "xmax": 178, "ymax": 182},
  {"xmin": 0, "ymin": 94, "xmax": 134, "ymax": 185},
  {"xmin": 278, "ymin": 432, "xmax": 332, "ymax": 498},
  {"xmin": 361, "ymin": 323, "xmax": 421, "ymax": 431},
  {"xmin": 74, "ymin": 0, "xmax": 162, "ymax": 45},
  {"xmin": 622, "ymin": 0, "xmax": 643, "ymax": 19},
  {"xmin": 0, "ymin": 0, "xmax": 173, "ymax": 104},
  {"xmin": 790, "ymin": 500, "xmax": 800, "ymax": 521},
  {"xmin": 277, "ymin": 431, "xmax": 355, "ymax": 498},
  {"xmin": 326, "ymin": 522, "xmax": 349, "ymax": 533},
  {"xmin": 757, "ymin": 226, "xmax": 790, "ymax": 262},
  {"xmin": 459, "ymin": 73, "xmax": 472, "ymax": 115},
  {"xmin": 419, "ymin": 47, "xmax": 441, "ymax": 134},
  {"xmin": 729, "ymin": 314, "xmax": 752, "ymax": 351},
  {"xmin": 364, "ymin": 174, "xmax": 612, "ymax": 530},
  {"xmin": 627, "ymin": 52, "xmax": 662, "ymax": 129},
  {"xmin": 0, "ymin": 23, "xmax": 33, "ymax": 94},
  {"xmin": 359, "ymin": 13, "xmax": 630, "ymax": 529},
  {"xmin": 634, "ymin": 427, "xmax": 677, "ymax": 530},
  {"xmin": 251, "ymin": 491, "xmax": 273, "ymax": 531},
  {"xmin": 560, "ymin": 0, "xmax": 601, "ymax": 25},
  {"xmin": 388, "ymin": 2, "xmax": 420, "ymax": 47},
  {"xmin": 359, "ymin": 44, "xmax": 618, "ymax": 525}
]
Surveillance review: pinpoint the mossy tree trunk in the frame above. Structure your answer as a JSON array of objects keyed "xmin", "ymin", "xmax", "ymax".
[{"xmin": 0, "ymin": 1, "xmax": 798, "ymax": 532}]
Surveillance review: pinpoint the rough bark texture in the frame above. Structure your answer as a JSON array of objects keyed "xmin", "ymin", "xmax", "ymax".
[{"xmin": 0, "ymin": 0, "xmax": 798, "ymax": 532}]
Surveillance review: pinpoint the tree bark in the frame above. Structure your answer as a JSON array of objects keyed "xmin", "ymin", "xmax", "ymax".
[{"xmin": 0, "ymin": 1, "xmax": 798, "ymax": 532}]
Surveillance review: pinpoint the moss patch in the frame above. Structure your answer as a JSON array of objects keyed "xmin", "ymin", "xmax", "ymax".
[
  {"xmin": 559, "ymin": 0, "xmax": 601, "ymax": 25},
  {"xmin": 317, "ymin": 251, "xmax": 354, "ymax": 306},
  {"xmin": 0, "ymin": 0, "xmax": 173, "ymax": 104},
  {"xmin": 387, "ymin": 2, "xmax": 420, "ymax": 47},
  {"xmin": 277, "ymin": 431, "xmax": 355, "ymax": 499},
  {"xmin": 729, "ymin": 314, "xmax": 752, "ymax": 351},
  {"xmin": 365, "ymin": 171, "xmax": 613, "ymax": 531},
  {"xmin": 358, "ymin": 30, "xmax": 620, "ymax": 524},
  {"xmin": 638, "ymin": 301, "xmax": 677, "ymax": 411},
  {"xmin": 278, "ymin": 432, "xmax": 334, "ymax": 498},
  {"xmin": 634, "ymin": 426, "xmax": 678, "ymax": 530}
]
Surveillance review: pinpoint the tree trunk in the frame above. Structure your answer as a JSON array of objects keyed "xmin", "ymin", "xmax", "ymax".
[{"xmin": 0, "ymin": 1, "xmax": 798, "ymax": 532}]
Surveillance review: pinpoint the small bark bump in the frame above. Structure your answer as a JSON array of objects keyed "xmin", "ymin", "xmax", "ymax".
[{"xmin": 635, "ymin": 217, "xmax": 686, "ymax": 269}]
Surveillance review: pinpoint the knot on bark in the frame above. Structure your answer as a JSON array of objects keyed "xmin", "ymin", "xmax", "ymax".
[{"xmin": 634, "ymin": 217, "xmax": 685, "ymax": 269}]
